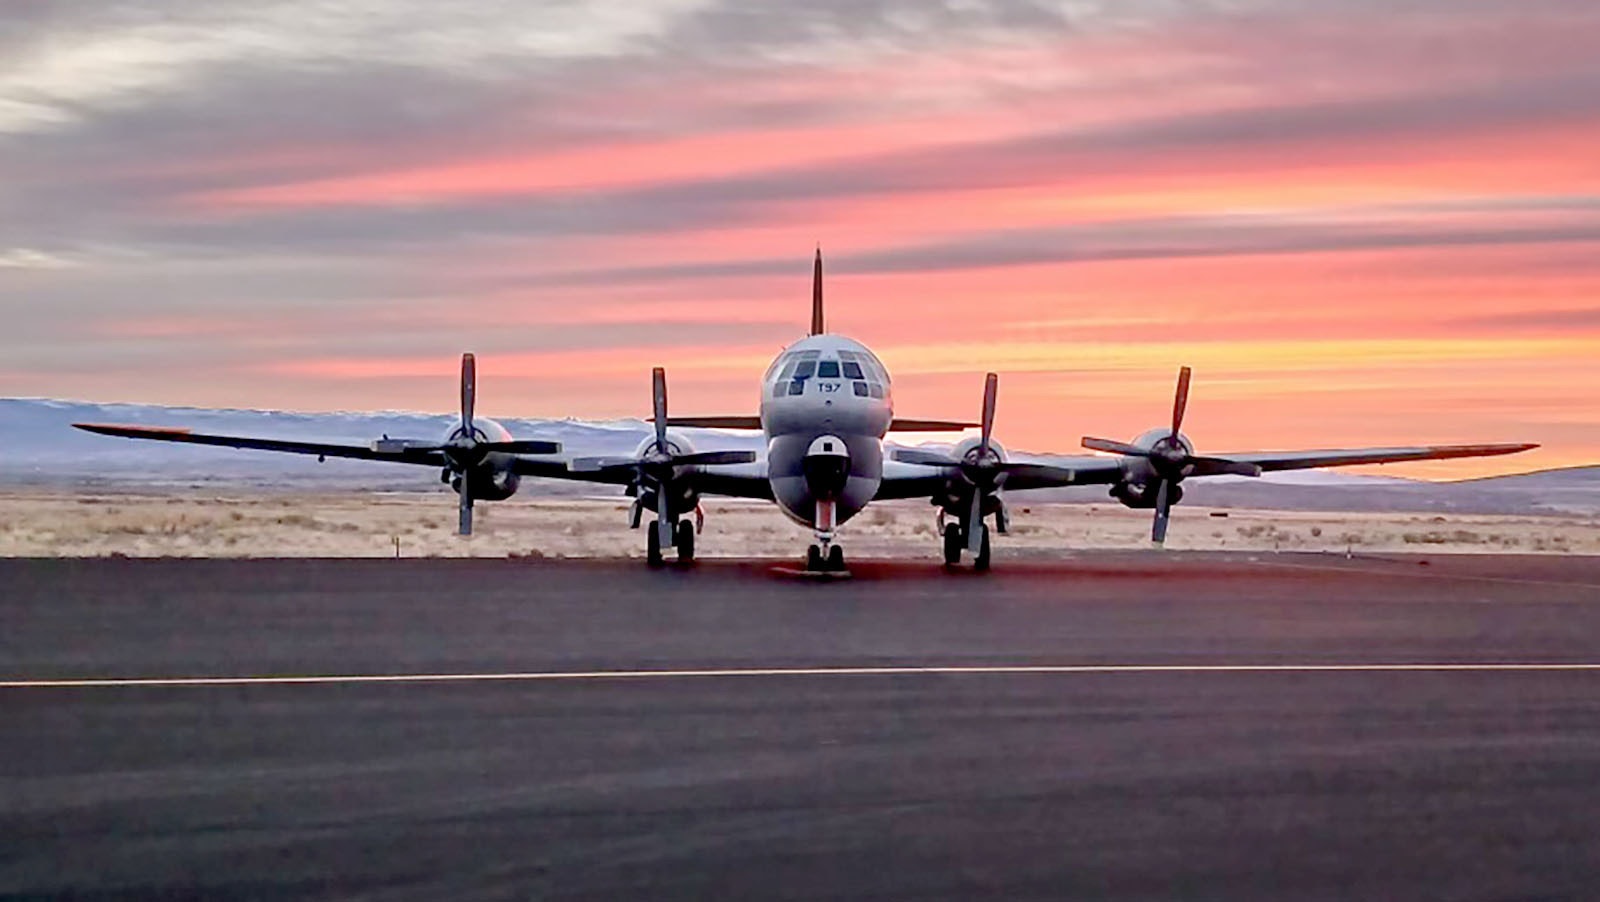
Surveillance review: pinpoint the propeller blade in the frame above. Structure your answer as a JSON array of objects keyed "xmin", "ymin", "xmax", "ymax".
[
  {"xmin": 651, "ymin": 367, "xmax": 670, "ymax": 455},
  {"xmin": 657, "ymin": 487, "xmax": 673, "ymax": 549},
  {"xmin": 569, "ymin": 456, "xmax": 640, "ymax": 473},
  {"xmin": 1187, "ymin": 456, "xmax": 1263, "ymax": 478},
  {"xmin": 966, "ymin": 489, "xmax": 985, "ymax": 555},
  {"xmin": 461, "ymin": 353, "xmax": 477, "ymax": 437},
  {"xmin": 892, "ymin": 448, "xmax": 962, "ymax": 467},
  {"xmin": 672, "ymin": 450, "xmax": 757, "ymax": 467},
  {"xmin": 1082, "ymin": 437, "xmax": 1151, "ymax": 457},
  {"xmin": 1152, "ymin": 480, "xmax": 1172, "ymax": 546},
  {"xmin": 458, "ymin": 481, "xmax": 474, "ymax": 537},
  {"xmin": 980, "ymin": 372, "xmax": 998, "ymax": 453},
  {"xmin": 1171, "ymin": 366, "xmax": 1191, "ymax": 438},
  {"xmin": 478, "ymin": 439, "xmax": 562, "ymax": 455},
  {"xmin": 995, "ymin": 462, "xmax": 1076, "ymax": 483}
]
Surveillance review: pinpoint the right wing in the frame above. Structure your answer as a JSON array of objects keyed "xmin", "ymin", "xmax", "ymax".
[
  {"xmin": 511, "ymin": 455, "xmax": 776, "ymax": 501},
  {"xmin": 73, "ymin": 423, "xmax": 452, "ymax": 466}
]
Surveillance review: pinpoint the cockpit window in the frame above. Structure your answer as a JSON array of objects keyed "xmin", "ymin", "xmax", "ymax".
[
  {"xmin": 841, "ymin": 361, "xmax": 864, "ymax": 380},
  {"xmin": 817, "ymin": 360, "xmax": 840, "ymax": 379},
  {"xmin": 793, "ymin": 360, "xmax": 816, "ymax": 380}
]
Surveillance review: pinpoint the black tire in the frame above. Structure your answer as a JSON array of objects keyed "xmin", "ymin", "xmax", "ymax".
[
  {"xmin": 676, "ymin": 519, "xmax": 695, "ymax": 563},
  {"xmin": 974, "ymin": 524, "xmax": 992, "ymax": 572},
  {"xmin": 943, "ymin": 522, "xmax": 963, "ymax": 566},
  {"xmin": 827, "ymin": 544, "xmax": 845, "ymax": 571},
  {"xmin": 646, "ymin": 523, "xmax": 664, "ymax": 567},
  {"xmin": 806, "ymin": 545, "xmax": 824, "ymax": 572}
]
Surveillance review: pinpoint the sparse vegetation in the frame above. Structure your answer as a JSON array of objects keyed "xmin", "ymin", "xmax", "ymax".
[{"xmin": 0, "ymin": 492, "xmax": 1594, "ymax": 558}]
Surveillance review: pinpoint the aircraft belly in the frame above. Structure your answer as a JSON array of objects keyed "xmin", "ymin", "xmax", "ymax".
[{"xmin": 767, "ymin": 431, "xmax": 882, "ymax": 527}]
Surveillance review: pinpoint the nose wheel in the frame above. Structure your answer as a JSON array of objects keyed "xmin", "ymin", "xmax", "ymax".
[{"xmin": 807, "ymin": 543, "xmax": 846, "ymax": 573}]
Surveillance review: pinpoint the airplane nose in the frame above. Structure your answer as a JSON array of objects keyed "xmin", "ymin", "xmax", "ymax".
[{"xmin": 803, "ymin": 435, "xmax": 851, "ymax": 501}]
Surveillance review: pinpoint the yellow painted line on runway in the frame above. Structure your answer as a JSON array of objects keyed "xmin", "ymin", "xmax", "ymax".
[{"xmin": 6, "ymin": 663, "xmax": 1600, "ymax": 689}]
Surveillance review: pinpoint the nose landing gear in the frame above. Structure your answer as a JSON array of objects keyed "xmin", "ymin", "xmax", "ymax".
[{"xmin": 803, "ymin": 498, "xmax": 849, "ymax": 576}]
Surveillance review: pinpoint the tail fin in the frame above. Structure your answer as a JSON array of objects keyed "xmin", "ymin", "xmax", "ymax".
[{"xmin": 810, "ymin": 247, "xmax": 825, "ymax": 336}]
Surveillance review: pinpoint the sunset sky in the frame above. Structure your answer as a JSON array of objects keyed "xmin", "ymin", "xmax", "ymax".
[{"xmin": 3, "ymin": 0, "xmax": 1597, "ymax": 477}]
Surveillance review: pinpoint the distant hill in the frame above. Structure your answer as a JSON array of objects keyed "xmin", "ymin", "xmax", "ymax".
[{"xmin": 1, "ymin": 398, "xmax": 1591, "ymax": 514}]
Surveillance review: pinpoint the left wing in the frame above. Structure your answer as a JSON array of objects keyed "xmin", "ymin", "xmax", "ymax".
[
  {"xmin": 874, "ymin": 454, "xmax": 1125, "ymax": 500},
  {"xmin": 1217, "ymin": 443, "xmax": 1540, "ymax": 473}
]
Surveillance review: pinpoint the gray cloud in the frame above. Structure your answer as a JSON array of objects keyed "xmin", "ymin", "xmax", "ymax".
[
  {"xmin": 506, "ymin": 209, "xmax": 1600, "ymax": 286},
  {"xmin": 1452, "ymin": 307, "xmax": 1600, "ymax": 332}
]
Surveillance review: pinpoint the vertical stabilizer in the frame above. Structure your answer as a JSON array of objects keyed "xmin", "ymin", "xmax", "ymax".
[{"xmin": 811, "ymin": 248, "xmax": 825, "ymax": 336}]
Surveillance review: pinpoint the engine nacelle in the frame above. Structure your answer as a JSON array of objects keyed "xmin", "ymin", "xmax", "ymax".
[
  {"xmin": 631, "ymin": 430, "xmax": 700, "ymax": 520},
  {"xmin": 936, "ymin": 437, "xmax": 1010, "ymax": 520},
  {"xmin": 442, "ymin": 416, "xmax": 521, "ymax": 501},
  {"xmin": 1110, "ymin": 480, "xmax": 1183, "ymax": 510}
]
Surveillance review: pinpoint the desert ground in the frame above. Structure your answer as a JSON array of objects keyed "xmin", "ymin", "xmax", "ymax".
[{"xmin": 2, "ymin": 489, "xmax": 1597, "ymax": 558}]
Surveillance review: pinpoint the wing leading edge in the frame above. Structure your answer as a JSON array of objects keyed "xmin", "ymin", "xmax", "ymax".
[{"xmin": 72, "ymin": 423, "xmax": 454, "ymax": 466}]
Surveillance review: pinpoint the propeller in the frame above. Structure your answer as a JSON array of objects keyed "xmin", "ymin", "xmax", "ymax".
[
  {"xmin": 369, "ymin": 354, "xmax": 562, "ymax": 536},
  {"xmin": 1081, "ymin": 366, "xmax": 1262, "ymax": 544},
  {"xmin": 891, "ymin": 372, "xmax": 1075, "ymax": 553},
  {"xmin": 569, "ymin": 367, "xmax": 757, "ymax": 535}
]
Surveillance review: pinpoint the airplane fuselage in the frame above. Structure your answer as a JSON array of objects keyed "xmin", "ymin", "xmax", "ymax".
[{"xmin": 757, "ymin": 334, "xmax": 894, "ymax": 528}]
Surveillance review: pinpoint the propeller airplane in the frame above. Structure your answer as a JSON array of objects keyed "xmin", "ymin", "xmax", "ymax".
[{"xmin": 76, "ymin": 250, "xmax": 1538, "ymax": 573}]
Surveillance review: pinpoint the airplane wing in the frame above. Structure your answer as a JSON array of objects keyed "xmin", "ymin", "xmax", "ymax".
[
  {"xmin": 72, "ymin": 423, "xmax": 455, "ymax": 466},
  {"xmin": 511, "ymin": 455, "xmax": 775, "ymax": 500},
  {"xmin": 873, "ymin": 454, "xmax": 1124, "ymax": 500},
  {"xmin": 875, "ymin": 442, "xmax": 1538, "ymax": 501},
  {"xmin": 1215, "ymin": 443, "xmax": 1540, "ymax": 473},
  {"xmin": 661, "ymin": 416, "xmax": 979, "ymax": 432}
]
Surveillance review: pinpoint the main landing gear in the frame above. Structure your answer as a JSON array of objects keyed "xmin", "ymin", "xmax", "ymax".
[
  {"xmin": 646, "ymin": 518, "xmax": 696, "ymax": 567},
  {"xmin": 942, "ymin": 521, "xmax": 991, "ymax": 572}
]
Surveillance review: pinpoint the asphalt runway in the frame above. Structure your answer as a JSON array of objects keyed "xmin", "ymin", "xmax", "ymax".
[{"xmin": 5, "ymin": 553, "xmax": 1600, "ymax": 900}]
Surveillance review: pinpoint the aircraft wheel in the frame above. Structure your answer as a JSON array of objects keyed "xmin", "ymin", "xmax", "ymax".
[
  {"xmin": 676, "ymin": 519, "xmax": 695, "ymax": 563},
  {"xmin": 827, "ymin": 545, "xmax": 845, "ymax": 572},
  {"xmin": 974, "ymin": 524, "xmax": 992, "ymax": 572},
  {"xmin": 647, "ymin": 523, "xmax": 664, "ymax": 567},
  {"xmin": 806, "ymin": 545, "xmax": 824, "ymax": 572},
  {"xmin": 943, "ymin": 522, "xmax": 963, "ymax": 566}
]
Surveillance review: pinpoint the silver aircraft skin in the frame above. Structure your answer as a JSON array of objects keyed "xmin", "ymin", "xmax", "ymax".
[{"xmin": 76, "ymin": 250, "xmax": 1539, "ymax": 573}]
